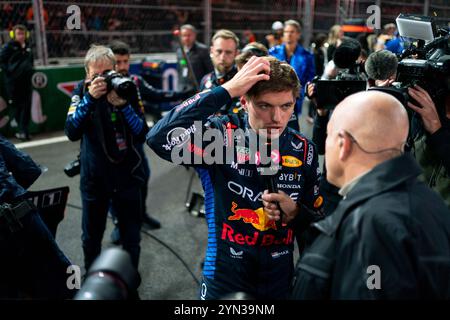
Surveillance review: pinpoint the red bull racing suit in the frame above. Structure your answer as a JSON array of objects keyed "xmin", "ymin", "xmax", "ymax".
[{"xmin": 147, "ymin": 87, "xmax": 323, "ymax": 299}]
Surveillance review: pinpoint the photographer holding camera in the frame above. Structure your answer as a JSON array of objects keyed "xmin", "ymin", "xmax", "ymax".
[
  {"xmin": 107, "ymin": 40, "xmax": 193, "ymax": 242},
  {"xmin": 366, "ymin": 45, "xmax": 449, "ymax": 208},
  {"xmin": 65, "ymin": 45, "xmax": 148, "ymax": 275},
  {"xmin": 408, "ymin": 87, "xmax": 450, "ymax": 208},
  {"xmin": 307, "ymin": 37, "xmax": 368, "ymax": 215}
]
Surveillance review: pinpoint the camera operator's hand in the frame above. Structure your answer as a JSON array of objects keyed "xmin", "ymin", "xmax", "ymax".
[
  {"xmin": 88, "ymin": 76, "xmax": 107, "ymax": 99},
  {"xmin": 222, "ymin": 56, "xmax": 270, "ymax": 98},
  {"xmin": 408, "ymin": 85, "xmax": 442, "ymax": 134},
  {"xmin": 107, "ymin": 90, "xmax": 127, "ymax": 108},
  {"xmin": 262, "ymin": 190, "xmax": 299, "ymax": 226},
  {"xmin": 307, "ymin": 82, "xmax": 328, "ymax": 116}
]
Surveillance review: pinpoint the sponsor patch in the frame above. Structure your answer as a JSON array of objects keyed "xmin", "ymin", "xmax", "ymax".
[
  {"xmin": 162, "ymin": 124, "xmax": 196, "ymax": 151},
  {"xmin": 314, "ymin": 196, "xmax": 324, "ymax": 208},
  {"xmin": 307, "ymin": 145, "xmax": 314, "ymax": 166},
  {"xmin": 271, "ymin": 250, "xmax": 289, "ymax": 259},
  {"xmin": 282, "ymin": 156, "xmax": 302, "ymax": 168},
  {"xmin": 230, "ymin": 247, "xmax": 243, "ymax": 259},
  {"xmin": 291, "ymin": 140, "xmax": 303, "ymax": 151}
]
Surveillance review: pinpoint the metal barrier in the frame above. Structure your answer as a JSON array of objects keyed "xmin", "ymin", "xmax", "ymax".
[{"xmin": 1, "ymin": 0, "xmax": 448, "ymax": 64}]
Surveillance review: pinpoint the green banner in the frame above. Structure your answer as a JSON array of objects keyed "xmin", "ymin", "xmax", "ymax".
[{"xmin": 0, "ymin": 65, "xmax": 85, "ymax": 137}]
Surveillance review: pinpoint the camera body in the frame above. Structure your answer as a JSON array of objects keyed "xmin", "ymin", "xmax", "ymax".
[
  {"xmin": 395, "ymin": 14, "xmax": 450, "ymax": 111},
  {"xmin": 64, "ymin": 157, "xmax": 80, "ymax": 177},
  {"xmin": 397, "ymin": 49, "xmax": 449, "ymax": 106},
  {"xmin": 308, "ymin": 36, "xmax": 368, "ymax": 109},
  {"xmin": 310, "ymin": 67, "xmax": 367, "ymax": 110},
  {"xmin": 89, "ymin": 70, "xmax": 137, "ymax": 101}
]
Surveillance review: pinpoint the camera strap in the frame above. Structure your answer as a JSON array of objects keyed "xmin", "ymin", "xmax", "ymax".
[{"xmin": 93, "ymin": 102, "xmax": 129, "ymax": 164}]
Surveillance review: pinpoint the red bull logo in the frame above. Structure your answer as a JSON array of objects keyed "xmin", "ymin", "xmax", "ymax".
[
  {"xmin": 221, "ymin": 222, "xmax": 294, "ymax": 247},
  {"xmin": 228, "ymin": 202, "xmax": 277, "ymax": 231}
]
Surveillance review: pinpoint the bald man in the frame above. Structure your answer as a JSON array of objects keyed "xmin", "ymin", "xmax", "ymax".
[{"xmin": 291, "ymin": 91, "xmax": 450, "ymax": 299}]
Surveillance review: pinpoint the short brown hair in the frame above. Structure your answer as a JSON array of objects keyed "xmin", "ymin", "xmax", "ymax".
[
  {"xmin": 12, "ymin": 24, "xmax": 27, "ymax": 33},
  {"xmin": 211, "ymin": 29, "xmax": 239, "ymax": 48},
  {"xmin": 235, "ymin": 42, "xmax": 268, "ymax": 69},
  {"xmin": 246, "ymin": 56, "xmax": 300, "ymax": 100},
  {"xmin": 284, "ymin": 20, "xmax": 302, "ymax": 33}
]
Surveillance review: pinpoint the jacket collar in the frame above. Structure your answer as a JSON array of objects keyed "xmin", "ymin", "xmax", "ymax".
[
  {"xmin": 314, "ymin": 154, "xmax": 422, "ymax": 236},
  {"xmin": 281, "ymin": 43, "xmax": 306, "ymax": 58}
]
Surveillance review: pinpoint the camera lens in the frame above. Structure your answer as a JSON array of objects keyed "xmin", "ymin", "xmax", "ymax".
[{"xmin": 74, "ymin": 248, "xmax": 140, "ymax": 300}]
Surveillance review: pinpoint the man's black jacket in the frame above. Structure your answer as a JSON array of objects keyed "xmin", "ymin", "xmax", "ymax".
[
  {"xmin": 0, "ymin": 40, "xmax": 33, "ymax": 83},
  {"xmin": 291, "ymin": 154, "xmax": 450, "ymax": 299},
  {"xmin": 177, "ymin": 41, "xmax": 213, "ymax": 90}
]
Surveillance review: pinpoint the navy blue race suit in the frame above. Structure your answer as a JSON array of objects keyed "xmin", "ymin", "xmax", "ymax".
[
  {"xmin": 65, "ymin": 81, "xmax": 148, "ymax": 270},
  {"xmin": 147, "ymin": 87, "xmax": 324, "ymax": 299},
  {"xmin": 0, "ymin": 134, "xmax": 73, "ymax": 299}
]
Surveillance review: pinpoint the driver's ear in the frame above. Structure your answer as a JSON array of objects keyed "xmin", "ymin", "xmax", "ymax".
[{"xmin": 240, "ymin": 96, "xmax": 248, "ymax": 111}]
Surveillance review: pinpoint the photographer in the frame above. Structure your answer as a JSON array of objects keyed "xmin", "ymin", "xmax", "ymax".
[
  {"xmin": 0, "ymin": 134, "xmax": 73, "ymax": 299},
  {"xmin": 365, "ymin": 50, "xmax": 398, "ymax": 88},
  {"xmin": 308, "ymin": 37, "xmax": 367, "ymax": 215},
  {"xmin": 65, "ymin": 45, "xmax": 148, "ymax": 273},
  {"xmin": 365, "ymin": 48, "xmax": 449, "ymax": 208},
  {"xmin": 409, "ymin": 86, "xmax": 450, "ymax": 208},
  {"xmin": 109, "ymin": 40, "xmax": 192, "ymax": 237}
]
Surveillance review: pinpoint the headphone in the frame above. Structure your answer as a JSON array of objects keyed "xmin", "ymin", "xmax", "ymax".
[{"xmin": 9, "ymin": 26, "xmax": 30, "ymax": 40}]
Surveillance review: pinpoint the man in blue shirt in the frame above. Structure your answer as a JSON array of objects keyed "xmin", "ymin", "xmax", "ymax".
[{"xmin": 270, "ymin": 20, "xmax": 315, "ymax": 130}]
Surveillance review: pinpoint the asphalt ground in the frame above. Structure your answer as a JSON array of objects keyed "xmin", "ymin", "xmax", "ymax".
[{"xmin": 13, "ymin": 106, "xmax": 315, "ymax": 300}]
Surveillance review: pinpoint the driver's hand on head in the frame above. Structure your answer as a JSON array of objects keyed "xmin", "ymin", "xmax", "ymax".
[
  {"xmin": 407, "ymin": 85, "xmax": 442, "ymax": 134},
  {"xmin": 222, "ymin": 56, "xmax": 270, "ymax": 98},
  {"xmin": 107, "ymin": 90, "xmax": 127, "ymax": 108},
  {"xmin": 88, "ymin": 76, "xmax": 107, "ymax": 99},
  {"xmin": 262, "ymin": 190, "xmax": 300, "ymax": 226}
]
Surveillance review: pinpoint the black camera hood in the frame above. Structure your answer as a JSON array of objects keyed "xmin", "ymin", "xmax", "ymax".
[{"xmin": 87, "ymin": 247, "xmax": 141, "ymax": 292}]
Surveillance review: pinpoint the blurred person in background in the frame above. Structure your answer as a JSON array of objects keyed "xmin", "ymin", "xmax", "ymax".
[
  {"xmin": 176, "ymin": 24, "xmax": 213, "ymax": 92},
  {"xmin": 0, "ymin": 24, "xmax": 33, "ymax": 141},
  {"xmin": 326, "ymin": 25, "xmax": 344, "ymax": 63},
  {"xmin": 270, "ymin": 20, "xmax": 315, "ymax": 130},
  {"xmin": 375, "ymin": 23, "xmax": 404, "ymax": 54},
  {"xmin": 200, "ymin": 29, "xmax": 240, "ymax": 115},
  {"xmin": 263, "ymin": 21, "xmax": 284, "ymax": 49}
]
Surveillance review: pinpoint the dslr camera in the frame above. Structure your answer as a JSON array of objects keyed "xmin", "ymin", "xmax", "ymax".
[{"xmin": 88, "ymin": 70, "xmax": 137, "ymax": 101}]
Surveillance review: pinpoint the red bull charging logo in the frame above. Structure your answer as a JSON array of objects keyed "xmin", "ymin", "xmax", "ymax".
[{"xmin": 228, "ymin": 202, "xmax": 277, "ymax": 231}]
